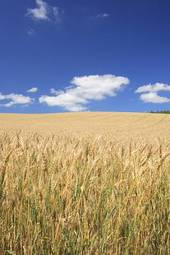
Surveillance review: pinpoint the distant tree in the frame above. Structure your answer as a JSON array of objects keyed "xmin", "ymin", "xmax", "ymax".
[{"xmin": 150, "ymin": 110, "xmax": 170, "ymax": 114}]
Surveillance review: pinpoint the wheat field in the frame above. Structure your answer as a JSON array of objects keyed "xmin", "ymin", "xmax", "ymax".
[{"xmin": 0, "ymin": 113, "xmax": 169, "ymax": 255}]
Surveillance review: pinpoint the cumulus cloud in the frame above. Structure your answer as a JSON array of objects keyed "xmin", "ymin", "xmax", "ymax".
[
  {"xmin": 39, "ymin": 74, "xmax": 129, "ymax": 111},
  {"xmin": 136, "ymin": 83, "xmax": 170, "ymax": 93},
  {"xmin": 140, "ymin": 92, "xmax": 170, "ymax": 104},
  {"xmin": 50, "ymin": 88, "xmax": 64, "ymax": 95},
  {"xmin": 136, "ymin": 82, "xmax": 170, "ymax": 104},
  {"xmin": 26, "ymin": 0, "xmax": 61, "ymax": 22},
  {"xmin": 0, "ymin": 93, "xmax": 32, "ymax": 107},
  {"xmin": 27, "ymin": 87, "xmax": 38, "ymax": 93}
]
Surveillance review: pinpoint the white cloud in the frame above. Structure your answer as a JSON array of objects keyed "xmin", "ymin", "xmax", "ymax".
[
  {"xmin": 96, "ymin": 13, "xmax": 110, "ymax": 18},
  {"xmin": 50, "ymin": 88, "xmax": 64, "ymax": 95},
  {"xmin": 136, "ymin": 83, "xmax": 170, "ymax": 93},
  {"xmin": 0, "ymin": 93, "xmax": 32, "ymax": 107},
  {"xmin": 39, "ymin": 74, "xmax": 129, "ymax": 111},
  {"xmin": 136, "ymin": 82, "xmax": 170, "ymax": 104},
  {"xmin": 140, "ymin": 92, "xmax": 170, "ymax": 104},
  {"xmin": 27, "ymin": 0, "xmax": 49, "ymax": 20},
  {"xmin": 27, "ymin": 87, "xmax": 38, "ymax": 93},
  {"xmin": 27, "ymin": 0, "xmax": 61, "ymax": 22}
]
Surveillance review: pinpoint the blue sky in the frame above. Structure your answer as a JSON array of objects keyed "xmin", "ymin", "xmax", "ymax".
[{"xmin": 0, "ymin": 0, "xmax": 170, "ymax": 113}]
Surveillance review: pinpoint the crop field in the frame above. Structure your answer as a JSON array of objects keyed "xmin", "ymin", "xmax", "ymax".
[{"xmin": 0, "ymin": 113, "xmax": 169, "ymax": 254}]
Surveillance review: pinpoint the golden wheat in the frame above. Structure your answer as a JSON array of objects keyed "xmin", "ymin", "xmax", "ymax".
[{"xmin": 0, "ymin": 113, "xmax": 170, "ymax": 254}]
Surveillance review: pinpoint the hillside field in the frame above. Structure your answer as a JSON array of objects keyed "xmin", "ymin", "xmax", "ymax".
[{"xmin": 0, "ymin": 112, "xmax": 169, "ymax": 254}]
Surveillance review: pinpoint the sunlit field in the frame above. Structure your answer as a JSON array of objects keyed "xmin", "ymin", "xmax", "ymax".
[{"xmin": 0, "ymin": 113, "xmax": 169, "ymax": 254}]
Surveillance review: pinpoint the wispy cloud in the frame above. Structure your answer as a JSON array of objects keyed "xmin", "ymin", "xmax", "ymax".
[
  {"xmin": 0, "ymin": 93, "xmax": 32, "ymax": 107},
  {"xmin": 27, "ymin": 28, "xmax": 36, "ymax": 36},
  {"xmin": 26, "ymin": 0, "xmax": 61, "ymax": 22},
  {"xmin": 136, "ymin": 82, "xmax": 170, "ymax": 103},
  {"xmin": 27, "ymin": 87, "xmax": 38, "ymax": 93},
  {"xmin": 96, "ymin": 13, "xmax": 110, "ymax": 19},
  {"xmin": 39, "ymin": 74, "xmax": 129, "ymax": 111}
]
